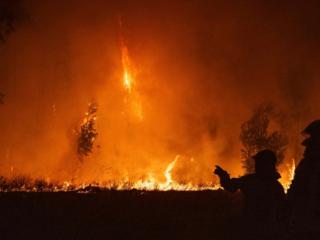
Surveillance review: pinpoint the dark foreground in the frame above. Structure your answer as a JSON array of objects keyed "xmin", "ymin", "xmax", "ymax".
[{"xmin": 0, "ymin": 190, "xmax": 242, "ymax": 240}]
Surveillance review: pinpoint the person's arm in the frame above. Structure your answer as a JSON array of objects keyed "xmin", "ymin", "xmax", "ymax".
[{"xmin": 214, "ymin": 166, "xmax": 242, "ymax": 193}]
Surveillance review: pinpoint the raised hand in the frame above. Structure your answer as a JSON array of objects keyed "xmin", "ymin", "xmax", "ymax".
[{"xmin": 214, "ymin": 165, "xmax": 229, "ymax": 178}]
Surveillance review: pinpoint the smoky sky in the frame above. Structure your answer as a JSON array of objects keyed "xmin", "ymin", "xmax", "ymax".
[{"xmin": 0, "ymin": 0, "xmax": 320, "ymax": 182}]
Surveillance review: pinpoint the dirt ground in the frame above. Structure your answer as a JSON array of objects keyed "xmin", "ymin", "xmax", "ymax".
[{"xmin": 0, "ymin": 190, "xmax": 243, "ymax": 240}]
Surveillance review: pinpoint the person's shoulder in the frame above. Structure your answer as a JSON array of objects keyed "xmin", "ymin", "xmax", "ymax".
[{"xmin": 294, "ymin": 159, "xmax": 311, "ymax": 177}]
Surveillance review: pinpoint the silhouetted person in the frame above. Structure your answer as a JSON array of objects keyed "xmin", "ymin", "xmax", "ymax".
[
  {"xmin": 214, "ymin": 149, "xmax": 285, "ymax": 240},
  {"xmin": 287, "ymin": 120, "xmax": 320, "ymax": 239}
]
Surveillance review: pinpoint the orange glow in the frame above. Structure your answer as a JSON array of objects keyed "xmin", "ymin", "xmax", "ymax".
[
  {"xmin": 119, "ymin": 22, "xmax": 143, "ymax": 121},
  {"xmin": 0, "ymin": 11, "xmax": 305, "ymax": 193},
  {"xmin": 279, "ymin": 158, "xmax": 296, "ymax": 193},
  {"xmin": 164, "ymin": 155, "xmax": 178, "ymax": 185},
  {"xmin": 288, "ymin": 159, "xmax": 296, "ymax": 184},
  {"xmin": 1, "ymin": 155, "xmax": 219, "ymax": 192},
  {"xmin": 121, "ymin": 45, "xmax": 134, "ymax": 93}
]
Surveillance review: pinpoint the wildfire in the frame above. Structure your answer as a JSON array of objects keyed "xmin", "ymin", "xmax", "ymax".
[
  {"xmin": 0, "ymin": 156, "xmax": 298, "ymax": 192},
  {"xmin": 0, "ymin": 155, "xmax": 220, "ymax": 192},
  {"xmin": 288, "ymin": 158, "xmax": 296, "ymax": 183},
  {"xmin": 0, "ymin": 22, "xmax": 299, "ymax": 195},
  {"xmin": 280, "ymin": 158, "xmax": 296, "ymax": 193},
  {"xmin": 121, "ymin": 45, "xmax": 134, "ymax": 93},
  {"xmin": 164, "ymin": 155, "xmax": 178, "ymax": 185},
  {"xmin": 119, "ymin": 20, "xmax": 143, "ymax": 120},
  {"xmin": 120, "ymin": 155, "xmax": 219, "ymax": 191}
]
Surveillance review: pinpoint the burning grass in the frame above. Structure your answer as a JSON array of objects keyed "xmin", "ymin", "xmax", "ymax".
[
  {"xmin": 0, "ymin": 175, "xmax": 219, "ymax": 192},
  {"xmin": 0, "ymin": 156, "xmax": 295, "ymax": 193}
]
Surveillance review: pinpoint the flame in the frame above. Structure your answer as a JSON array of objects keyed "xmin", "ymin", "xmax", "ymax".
[
  {"xmin": 288, "ymin": 158, "xmax": 296, "ymax": 183},
  {"xmin": 120, "ymin": 155, "xmax": 219, "ymax": 191},
  {"xmin": 164, "ymin": 155, "xmax": 178, "ymax": 185},
  {"xmin": 121, "ymin": 45, "xmax": 134, "ymax": 93},
  {"xmin": 119, "ymin": 22, "xmax": 143, "ymax": 121},
  {"xmin": 0, "ymin": 155, "xmax": 220, "ymax": 192},
  {"xmin": 280, "ymin": 158, "xmax": 296, "ymax": 193},
  {"xmin": 1, "ymin": 156, "xmax": 297, "ymax": 192},
  {"xmin": 0, "ymin": 21, "xmax": 298, "ymax": 194}
]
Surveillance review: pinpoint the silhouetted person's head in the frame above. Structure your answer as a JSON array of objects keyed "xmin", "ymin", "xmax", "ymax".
[
  {"xmin": 303, "ymin": 120, "xmax": 320, "ymax": 136},
  {"xmin": 302, "ymin": 120, "xmax": 320, "ymax": 146},
  {"xmin": 253, "ymin": 150, "xmax": 277, "ymax": 177},
  {"xmin": 301, "ymin": 120, "xmax": 320, "ymax": 159}
]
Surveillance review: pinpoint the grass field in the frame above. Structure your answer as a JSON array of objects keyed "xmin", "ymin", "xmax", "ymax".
[{"xmin": 0, "ymin": 190, "xmax": 243, "ymax": 240}]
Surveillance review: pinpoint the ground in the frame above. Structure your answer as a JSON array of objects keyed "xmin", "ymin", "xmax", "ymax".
[{"xmin": 0, "ymin": 190, "xmax": 243, "ymax": 240}]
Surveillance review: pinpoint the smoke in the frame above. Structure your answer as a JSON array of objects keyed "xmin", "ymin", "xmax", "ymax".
[
  {"xmin": 0, "ymin": 0, "xmax": 27, "ymax": 42},
  {"xmin": 0, "ymin": 0, "xmax": 320, "ymax": 184}
]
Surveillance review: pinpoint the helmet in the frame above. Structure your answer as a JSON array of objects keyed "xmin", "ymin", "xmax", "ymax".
[
  {"xmin": 302, "ymin": 120, "xmax": 320, "ymax": 137},
  {"xmin": 252, "ymin": 149, "xmax": 277, "ymax": 165},
  {"xmin": 253, "ymin": 150, "xmax": 278, "ymax": 176}
]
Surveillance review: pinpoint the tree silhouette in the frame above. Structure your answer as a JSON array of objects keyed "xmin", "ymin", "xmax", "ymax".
[
  {"xmin": 77, "ymin": 102, "xmax": 98, "ymax": 161},
  {"xmin": 240, "ymin": 103, "xmax": 288, "ymax": 173}
]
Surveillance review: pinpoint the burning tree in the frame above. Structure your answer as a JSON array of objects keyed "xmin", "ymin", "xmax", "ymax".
[
  {"xmin": 240, "ymin": 104, "xmax": 288, "ymax": 173},
  {"xmin": 76, "ymin": 101, "xmax": 98, "ymax": 161}
]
